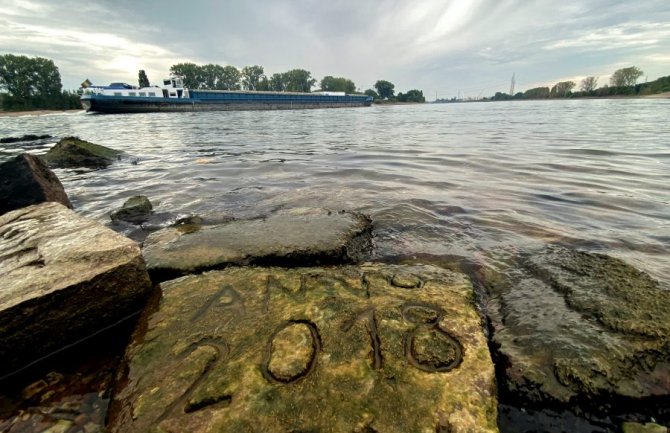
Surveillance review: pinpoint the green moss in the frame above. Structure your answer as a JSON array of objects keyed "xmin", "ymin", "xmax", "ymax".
[
  {"xmin": 43, "ymin": 136, "xmax": 121, "ymax": 168},
  {"xmin": 109, "ymin": 265, "xmax": 498, "ymax": 433}
]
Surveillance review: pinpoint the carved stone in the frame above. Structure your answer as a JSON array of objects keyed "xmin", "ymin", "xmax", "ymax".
[{"xmin": 108, "ymin": 264, "xmax": 498, "ymax": 433}]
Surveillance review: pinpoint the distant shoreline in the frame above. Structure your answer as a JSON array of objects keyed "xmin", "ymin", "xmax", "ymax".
[
  {"xmin": 0, "ymin": 109, "xmax": 84, "ymax": 118},
  {"xmin": 435, "ymin": 92, "xmax": 670, "ymax": 104}
]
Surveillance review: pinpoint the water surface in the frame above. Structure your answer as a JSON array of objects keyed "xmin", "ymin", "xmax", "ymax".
[{"xmin": 1, "ymin": 99, "xmax": 669, "ymax": 284}]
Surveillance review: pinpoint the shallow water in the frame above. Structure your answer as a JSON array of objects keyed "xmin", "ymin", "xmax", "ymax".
[{"xmin": 2, "ymin": 99, "xmax": 668, "ymax": 286}]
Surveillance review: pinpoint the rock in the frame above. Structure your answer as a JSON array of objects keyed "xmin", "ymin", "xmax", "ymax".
[
  {"xmin": 0, "ymin": 153, "xmax": 72, "ymax": 215},
  {"xmin": 108, "ymin": 264, "xmax": 498, "ymax": 433},
  {"xmin": 0, "ymin": 202, "xmax": 153, "ymax": 376},
  {"xmin": 43, "ymin": 136, "xmax": 121, "ymax": 168},
  {"xmin": 484, "ymin": 246, "xmax": 670, "ymax": 409},
  {"xmin": 110, "ymin": 196, "xmax": 153, "ymax": 223},
  {"xmin": 142, "ymin": 208, "xmax": 373, "ymax": 281},
  {"xmin": 0, "ymin": 134, "xmax": 52, "ymax": 144},
  {"xmin": 622, "ymin": 422, "xmax": 668, "ymax": 433}
]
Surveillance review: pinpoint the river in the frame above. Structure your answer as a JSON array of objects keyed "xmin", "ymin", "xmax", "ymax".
[{"xmin": 2, "ymin": 99, "xmax": 668, "ymax": 286}]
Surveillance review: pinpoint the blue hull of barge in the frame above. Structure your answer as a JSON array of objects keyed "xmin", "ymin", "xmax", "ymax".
[{"xmin": 81, "ymin": 91, "xmax": 372, "ymax": 113}]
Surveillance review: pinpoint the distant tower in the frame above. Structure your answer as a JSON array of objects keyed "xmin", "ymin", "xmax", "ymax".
[{"xmin": 510, "ymin": 73, "xmax": 515, "ymax": 95}]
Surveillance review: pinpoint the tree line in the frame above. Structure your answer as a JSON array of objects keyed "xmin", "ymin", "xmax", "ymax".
[
  {"xmin": 0, "ymin": 53, "xmax": 426, "ymax": 111},
  {"xmin": 164, "ymin": 63, "xmax": 425, "ymax": 102},
  {"xmin": 483, "ymin": 67, "xmax": 668, "ymax": 102},
  {"xmin": 0, "ymin": 54, "xmax": 81, "ymax": 110}
]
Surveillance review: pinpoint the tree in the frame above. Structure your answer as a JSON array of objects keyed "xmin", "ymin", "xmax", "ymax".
[
  {"xmin": 138, "ymin": 70, "xmax": 150, "ymax": 87},
  {"xmin": 396, "ymin": 89, "xmax": 425, "ymax": 102},
  {"xmin": 524, "ymin": 87, "xmax": 550, "ymax": 99},
  {"xmin": 283, "ymin": 69, "xmax": 316, "ymax": 92},
  {"xmin": 0, "ymin": 54, "xmax": 62, "ymax": 109},
  {"xmin": 550, "ymin": 81, "xmax": 575, "ymax": 97},
  {"xmin": 218, "ymin": 65, "xmax": 241, "ymax": 90},
  {"xmin": 169, "ymin": 63, "xmax": 203, "ymax": 89},
  {"xmin": 374, "ymin": 80, "xmax": 395, "ymax": 99},
  {"xmin": 0, "ymin": 54, "xmax": 62, "ymax": 101},
  {"xmin": 610, "ymin": 66, "xmax": 643, "ymax": 87},
  {"xmin": 580, "ymin": 76, "xmax": 598, "ymax": 93},
  {"xmin": 269, "ymin": 72, "xmax": 287, "ymax": 91},
  {"xmin": 200, "ymin": 64, "xmax": 223, "ymax": 89},
  {"xmin": 241, "ymin": 65, "xmax": 265, "ymax": 90},
  {"xmin": 364, "ymin": 89, "xmax": 379, "ymax": 99},
  {"xmin": 320, "ymin": 76, "xmax": 356, "ymax": 94}
]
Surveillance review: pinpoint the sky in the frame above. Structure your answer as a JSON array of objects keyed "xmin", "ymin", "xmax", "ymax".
[{"xmin": 1, "ymin": 0, "xmax": 669, "ymax": 100}]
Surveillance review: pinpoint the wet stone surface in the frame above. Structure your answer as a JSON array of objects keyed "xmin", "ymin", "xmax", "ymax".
[
  {"xmin": 108, "ymin": 264, "xmax": 498, "ymax": 433},
  {"xmin": 141, "ymin": 208, "xmax": 373, "ymax": 281},
  {"xmin": 483, "ymin": 245, "xmax": 670, "ymax": 421}
]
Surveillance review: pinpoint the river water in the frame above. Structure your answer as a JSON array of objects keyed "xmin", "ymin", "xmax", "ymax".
[
  {"xmin": 1, "ymin": 99, "xmax": 670, "ymax": 431},
  {"xmin": 2, "ymin": 99, "xmax": 668, "ymax": 286}
]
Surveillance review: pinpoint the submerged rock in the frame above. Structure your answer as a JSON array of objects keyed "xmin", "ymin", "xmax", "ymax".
[
  {"xmin": 108, "ymin": 264, "xmax": 498, "ymax": 433},
  {"xmin": 484, "ymin": 246, "xmax": 670, "ymax": 412},
  {"xmin": 43, "ymin": 136, "xmax": 121, "ymax": 168},
  {"xmin": 0, "ymin": 202, "xmax": 153, "ymax": 376},
  {"xmin": 0, "ymin": 134, "xmax": 52, "ymax": 144},
  {"xmin": 0, "ymin": 153, "xmax": 72, "ymax": 215},
  {"xmin": 142, "ymin": 208, "xmax": 373, "ymax": 280},
  {"xmin": 622, "ymin": 422, "xmax": 668, "ymax": 433},
  {"xmin": 110, "ymin": 195, "xmax": 153, "ymax": 223}
]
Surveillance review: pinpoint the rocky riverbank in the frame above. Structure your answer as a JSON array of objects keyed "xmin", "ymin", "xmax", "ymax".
[{"xmin": 0, "ymin": 136, "xmax": 668, "ymax": 433}]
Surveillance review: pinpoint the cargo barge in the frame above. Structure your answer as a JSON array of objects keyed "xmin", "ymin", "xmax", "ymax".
[{"xmin": 80, "ymin": 77, "xmax": 373, "ymax": 113}]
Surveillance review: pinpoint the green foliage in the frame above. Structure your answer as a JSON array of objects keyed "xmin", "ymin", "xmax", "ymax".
[
  {"xmin": 550, "ymin": 81, "xmax": 575, "ymax": 97},
  {"xmin": 267, "ymin": 69, "xmax": 316, "ymax": 92},
  {"xmin": 0, "ymin": 54, "xmax": 62, "ymax": 100},
  {"xmin": 396, "ymin": 89, "xmax": 425, "ymax": 103},
  {"xmin": 269, "ymin": 73, "xmax": 287, "ymax": 91},
  {"xmin": 219, "ymin": 65, "xmax": 241, "ymax": 90},
  {"xmin": 320, "ymin": 76, "xmax": 356, "ymax": 94},
  {"xmin": 374, "ymin": 80, "xmax": 395, "ymax": 99},
  {"xmin": 0, "ymin": 54, "xmax": 69, "ymax": 110},
  {"xmin": 138, "ymin": 70, "xmax": 150, "ymax": 88},
  {"xmin": 169, "ymin": 63, "xmax": 202, "ymax": 88},
  {"xmin": 524, "ymin": 87, "xmax": 550, "ymax": 99},
  {"xmin": 283, "ymin": 69, "xmax": 316, "ymax": 92},
  {"xmin": 610, "ymin": 66, "xmax": 643, "ymax": 87},
  {"xmin": 241, "ymin": 65, "xmax": 265, "ymax": 90},
  {"xmin": 580, "ymin": 76, "xmax": 598, "ymax": 93},
  {"xmin": 364, "ymin": 89, "xmax": 379, "ymax": 99}
]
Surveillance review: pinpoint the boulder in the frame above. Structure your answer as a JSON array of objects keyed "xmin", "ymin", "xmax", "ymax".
[
  {"xmin": 43, "ymin": 136, "xmax": 121, "ymax": 168},
  {"xmin": 110, "ymin": 195, "xmax": 153, "ymax": 223},
  {"xmin": 484, "ymin": 246, "xmax": 670, "ymax": 410},
  {"xmin": 108, "ymin": 264, "xmax": 498, "ymax": 433},
  {"xmin": 142, "ymin": 209, "xmax": 373, "ymax": 280},
  {"xmin": 0, "ymin": 202, "xmax": 153, "ymax": 376},
  {"xmin": 0, "ymin": 153, "xmax": 72, "ymax": 216}
]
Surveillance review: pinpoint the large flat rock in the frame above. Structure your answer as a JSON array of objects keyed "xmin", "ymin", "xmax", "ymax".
[
  {"xmin": 142, "ymin": 209, "xmax": 373, "ymax": 280},
  {"xmin": 0, "ymin": 202, "xmax": 152, "ymax": 376},
  {"xmin": 484, "ymin": 246, "xmax": 670, "ymax": 410},
  {"xmin": 108, "ymin": 264, "xmax": 498, "ymax": 433}
]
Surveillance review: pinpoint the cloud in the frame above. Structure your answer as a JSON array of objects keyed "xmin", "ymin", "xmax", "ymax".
[{"xmin": 0, "ymin": 0, "xmax": 668, "ymax": 98}]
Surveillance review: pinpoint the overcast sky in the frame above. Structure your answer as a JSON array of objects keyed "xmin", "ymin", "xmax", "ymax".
[{"xmin": 1, "ymin": 0, "xmax": 669, "ymax": 99}]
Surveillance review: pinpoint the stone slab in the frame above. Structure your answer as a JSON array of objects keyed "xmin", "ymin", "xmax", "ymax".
[
  {"xmin": 108, "ymin": 264, "xmax": 498, "ymax": 433},
  {"xmin": 142, "ymin": 209, "xmax": 373, "ymax": 280},
  {"xmin": 0, "ymin": 153, "xmax": 72, "ymax": 216},
  {"xmin": 484, "ymin": 246, "xmax": 670, "ymax": 406},
  {"xmin": 0, "ymin": 202, "xmax": 152, "ymax": 376}
]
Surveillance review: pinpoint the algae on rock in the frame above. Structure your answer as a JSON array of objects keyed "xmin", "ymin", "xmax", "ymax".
[
  {"xmin": 108, "ymin": 264, "xmax": 498, "ymax": 433},
  {"xmin": 484, "ymin": 246, "xmax": 670, "ymax": 410},
  {"xmin": 43, "ymin": 136, "xmax": 121, "ymax": 168}
]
